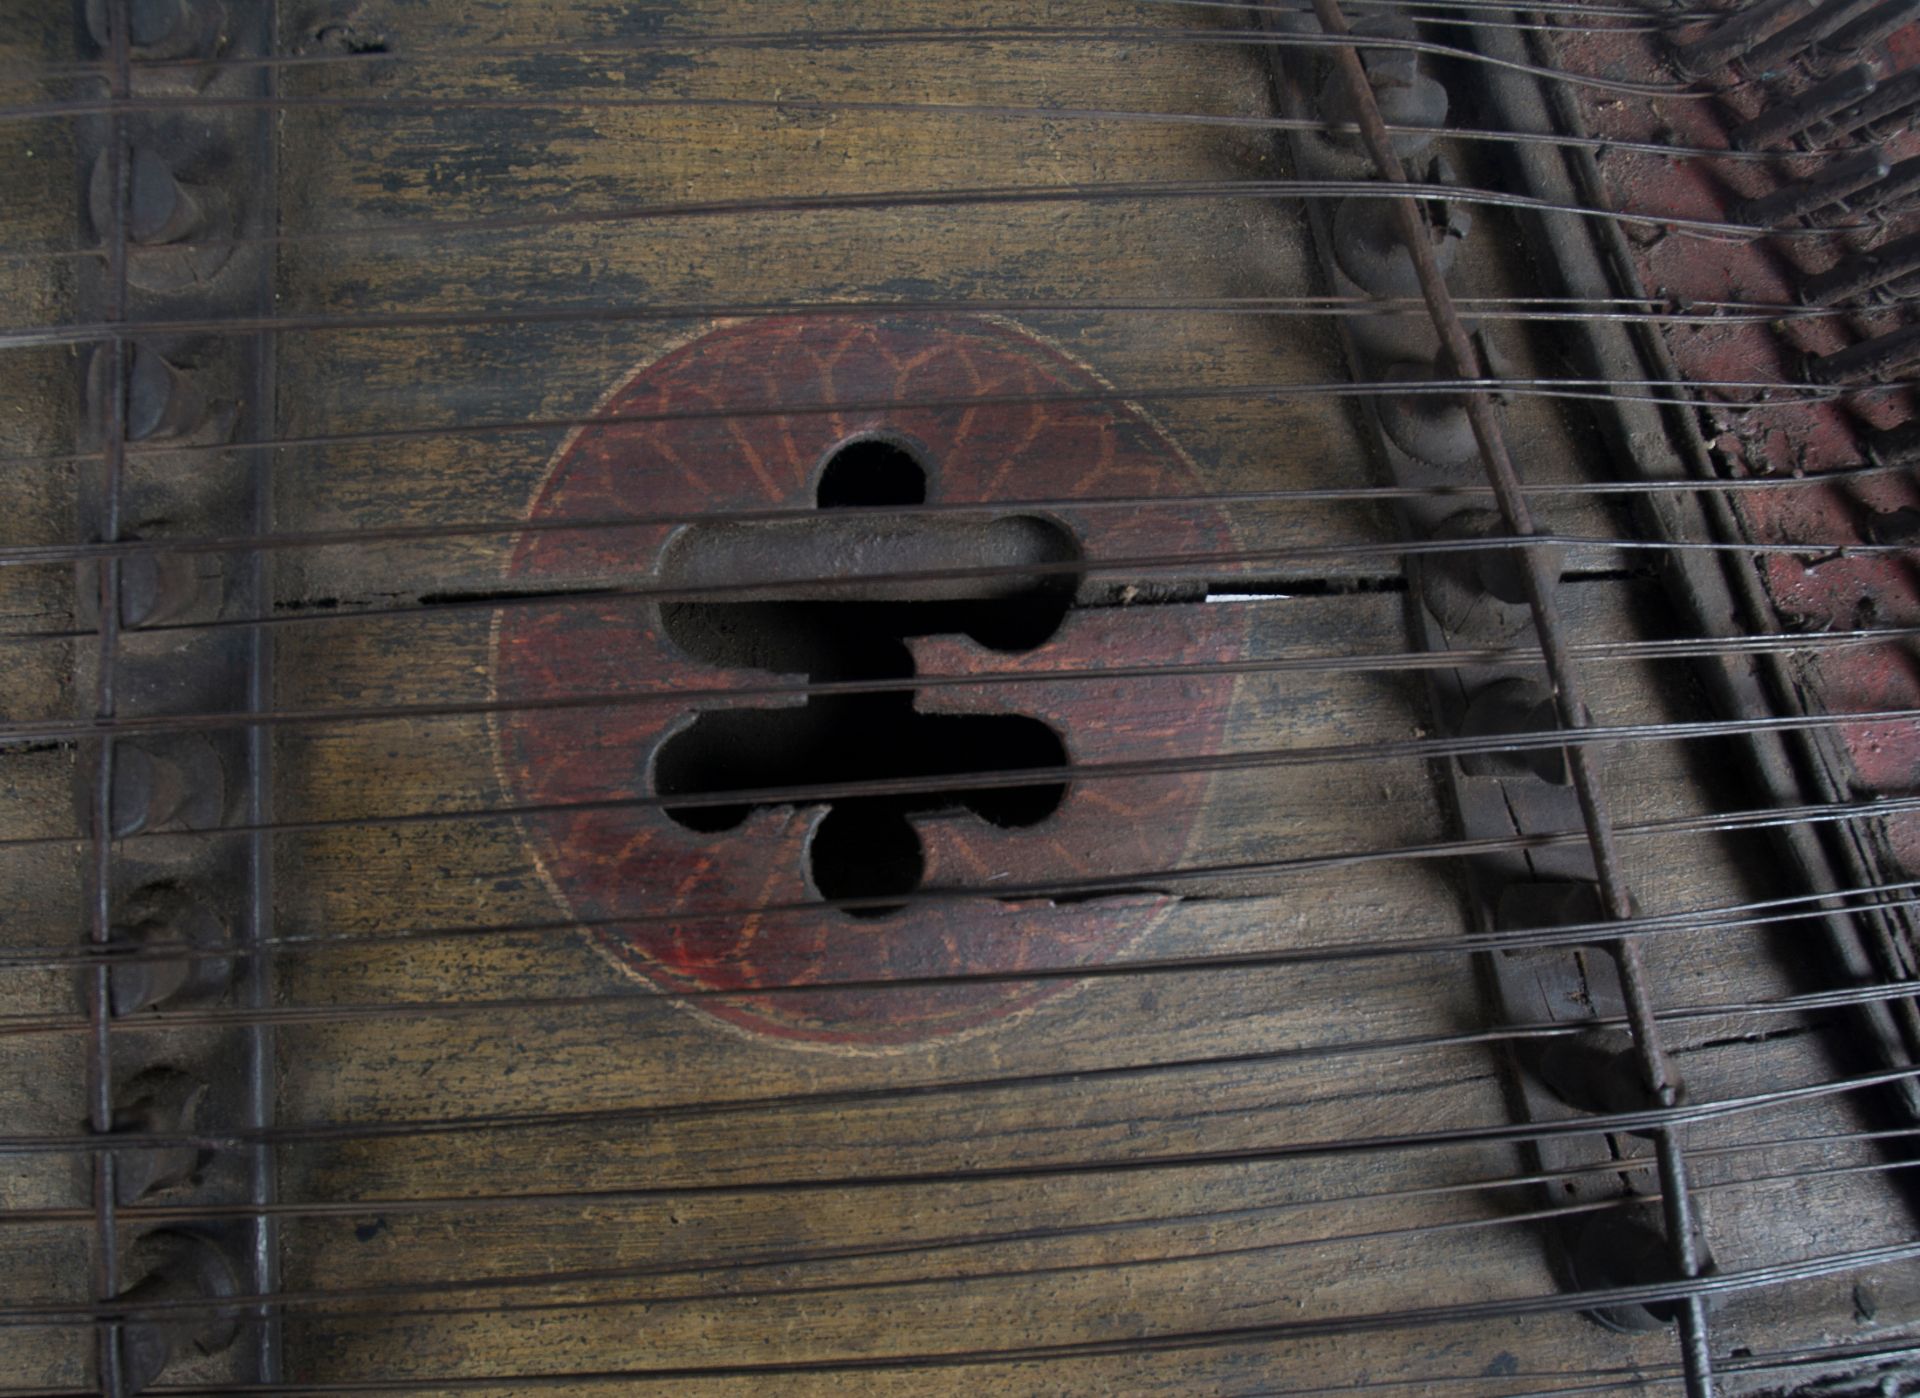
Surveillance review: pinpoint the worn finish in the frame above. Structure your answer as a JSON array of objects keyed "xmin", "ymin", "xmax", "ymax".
[
  {"xmin": 1558, "ymin": 13, "xmax": 1920, "ymax": 880},
  {"xmin": 494, "ymin": 313, "xmax": 1240, "ymax": 1046},
  {"xmin": 0, "ymin": 1, "xmax": 1919, "ymax": 1394}
]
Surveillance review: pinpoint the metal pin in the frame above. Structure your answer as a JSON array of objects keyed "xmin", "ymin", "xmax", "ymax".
[
  {"xmin": 1802, "ymin": 226, "xmax": 1920, "ymax": 303},
  {"xmin": 1865, "ymin": 505, "xmax": 1920, "ymax": 543},
  {"xmin": 1531, "ymin": 1026, "xmax": 1658, "ymax": 1116},
  {"xmin": 78, "ymin": 737, "xmax": 226, "ymax": 839},
  {"xmin": 76, "ymin": 534, "xmax": 211, "ymax": 630},
  {"xmin": 1816, "ymin": 63, "xmax": 1920, "ymax": 141},
  {"xmin": 1570, "ymin": 1214, "xmax": 1719, "ymax": 1335},
  {"xmin": 1817, "ymin": 0, "xmax": 1920, "ymax": 67},
  {"xmin": 84, "ymin": 0, "xmax": 222, "ymax": 58},
  {"xmin": 1671, "ymin": 0, "xmax": 1820, "ymax": 75},
  {"xmin": 1317, "ymin": 24, "xmax": 1449, "ymax": 158},
  {"xmin": 1862, "ymin": 194, "xmax": 1920, "ymax": 226},
  {"xmin": 1866, "ymin": 417, "xmax": 1920, "ymax": 463},
  {"xmin": 1811, "ymin": 150, "xmax": 1920, "ymax": 224},
  {"xmin": 1865, "ymin": 267, "xmax": 1920, "ymax": 305},
  {"xmin": 109, "ymin": 891, "xmax": 232, "ymax": 1016},
  {"xmin": 1807, "ymin": 321, "xmax": 1920, "ymax": 383},
  {"xmin": 1740, "ymin": 0, "xmax": 1891, "ymax": 74},
  {"xmin": 1497, "ymin": 879, "xmax": 1609, "ymax": 934},
  {"xmin": 1331, "ymin": 176, "xmax": 1473, "ymax": 298},
  {"xmin": 105, "ymin": 1069, "xmax": 209, "ymax": 1205},
  {"xmin": 116, "ymin": 1233, "xmax": 242, "ymax": 1393},
  {"xmin": 1732, "ymin": 63, "xmax": 1878, "ymax": 150},
  {"xmin": 88, "ymin": 148, "xmax": 206, "ymax": 248},
  {"xmin": 86, "ymin": 344, "xmax": 210, "ymax": 443},
  {"xmin": 1456, "ymin": 678, "xmax": 1580, "ymax": 785},
  {"xmin": 1417, "ymin": 509, "xmax": 1568, "ymax": 633},
  {"xmin": 1377, "ymin": 370, "xmax": 1479, "ymax": 468},
  {"xmin": 125, "ymin": 551, "xmax": 205, "ymax": 629},
  {"xmin": 1732, "ymin": 146, "xmax": 1891, "ymax": 226}
]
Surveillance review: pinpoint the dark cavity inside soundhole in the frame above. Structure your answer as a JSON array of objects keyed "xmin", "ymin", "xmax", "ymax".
[
  {"xmin": 815, "ymin": 436, "xmax": 927, "ymax": 508},
  {"xmin": 654, "ymin": 436, "xmax": 1080, "ymax": 917}
]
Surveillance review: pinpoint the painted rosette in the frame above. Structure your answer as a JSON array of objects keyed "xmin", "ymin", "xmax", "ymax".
[{"xmin": 493, "ymin": 315, "xmax": 1242, "ymax": 1047}]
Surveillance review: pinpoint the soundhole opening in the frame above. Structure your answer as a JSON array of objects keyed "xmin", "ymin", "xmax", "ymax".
[
  {"xmin": 654, "ymin": 436, "xmax": 1077, "ymax": 916},
  {"xmin": 653, "ymin": 655, "xmax": 1069, "ymax": 916},
  {"xmin": 816, "ymin": 435, "xmax": 927, "ymax": 508}
]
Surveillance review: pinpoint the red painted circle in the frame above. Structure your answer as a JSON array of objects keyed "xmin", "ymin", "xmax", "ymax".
[{"xmin": 492, "ymin": 315, "xmax": 1239, "ymax": 1046}]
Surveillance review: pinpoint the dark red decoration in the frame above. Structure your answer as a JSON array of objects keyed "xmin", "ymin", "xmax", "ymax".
[{"xmin": 491, "ymin": 315, "xmax": 1242, "ymax": 1046}]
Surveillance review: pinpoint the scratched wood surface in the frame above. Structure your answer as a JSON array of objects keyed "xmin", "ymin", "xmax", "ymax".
[{"xmin": 2, "ymin": 1, "xmax": 1918, "ymax": 1394}]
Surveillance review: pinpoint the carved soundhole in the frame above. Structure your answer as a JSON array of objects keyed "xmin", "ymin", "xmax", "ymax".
[
  {"xmin": 492, "ymin": 314, "xmax": 1241, "ymax": 1044},
  {"xmin": 653, "ymin": 435, "xmax": 1079, "ymax": 915}
]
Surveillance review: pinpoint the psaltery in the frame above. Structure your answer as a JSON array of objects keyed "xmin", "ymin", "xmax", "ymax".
[{"xmin": 6, "ymin": 0, "xmax": 1920, "ymax": 1394}]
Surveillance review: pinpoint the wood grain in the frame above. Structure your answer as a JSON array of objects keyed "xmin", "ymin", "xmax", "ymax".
[{"xmin": 0, "ymin": 1, "xmax": 1915, "ymax": 1395}]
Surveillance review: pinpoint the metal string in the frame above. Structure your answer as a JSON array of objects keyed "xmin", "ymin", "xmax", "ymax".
[
  {"xmin": 13, "ymin": 1231, "xmax": 1920, "ymax": 1383},
  {"xmin": 0, "ymin": 459, "xmax": 1906, "ymax": 592},
  {"xmin": 81, "ymin": 6, "xmax": 133, "ymax": 1394},
  {"xmin": 5, "ymin": 867, "xmax": 1914, "ymax": 1155},
  {"xmin": 7, "ymin": 858, "xmax": 1914, "ymax": 990},
  {"xmin": 1302, "ymin": 3, "xmax": 1701, "ymax": 1380},
  {"xmin": 37, "ymin": 1159, "xmax": 1920, "ymax": 1341},
  {"xmin": 7, "ymin": 1333, "xmax": 1913, "ymax": 1398},
  {"xmin": 0, "ymin": 25, "xmax": 1712, "ymax": 99},
  {"xmin": 4, "ymin": 789, "xmax": 1909, "ymax": 1028},
  {"xmin": 1253, "ymin": 1339, "xmax": 1920, "ymax": 1398},
  {"xmin": 15, "ymin": 899, "xmax": 1919, "ymax": 1046},
  {"xmin": 0, "ymin": 0, "xmax": 1723, "ymax": 89},
  {"xmin": 5, "ymin": 698, "xmax": 1917, "ymax": 852},
  {"xmin": 4, "ymin": 1111, "xmax": 1910, "ymax": 1265},
  {"xmin": 0, "ymin": 93, "xmax": 1833, "ymax": 169},
  {"xmin": 6, "ymin": 1333, "xmax": 1908, "ymax": 1398},
  {"xmin": 7, "ymin": 0, "xmax": 1912, "ymax": 1382},
  {"xmin": 0, "ymin": 176, "xmax": 1862, "ymax": 276},
  {"xmin": 6, "ymin": 964, "xmax": 1915, "ymax": 1161},
  {"xmin": 0, "ymin": 292, "xmax": 1875, "ymax": 358},
  {"xmin": 1195, "ymin": 0, "xmax": 1679, "ymax": 33},
  {"xmin": 0, "ymin": 1190, "xmax": 1658, "ymax": 1327},
  {"xmin": 4, "ymin": 621, "xmax": 1913, "ymax": 750},
  {"xmin": 1, "ymin": 454, "xmax": 1904, "ymax": 570},
  {"xmin": 0, "ymin": 371, "xmax": 1853, "ymax": 479},
  {"xmin": 3, "ymin": 528, "xmax": 1904, "ymax": 652},
  {"xmin": 9, "ymin": 1156, "xmax": 1915, "ymax": 1333}
]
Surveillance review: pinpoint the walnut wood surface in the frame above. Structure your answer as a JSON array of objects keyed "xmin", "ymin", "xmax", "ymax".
[{"xmin": 0, "ymin": 2, "xmax": 1916, "ymax": 1394}]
